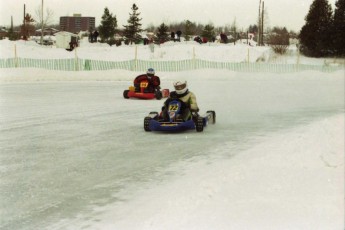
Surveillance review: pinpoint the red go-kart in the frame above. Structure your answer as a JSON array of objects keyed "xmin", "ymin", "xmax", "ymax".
[{"xmin": 123, "ymin": 80, "xmax": 169, "ymax": 100}]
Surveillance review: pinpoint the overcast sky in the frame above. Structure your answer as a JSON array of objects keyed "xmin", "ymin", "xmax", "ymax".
[{"xmin": 0, "ymin": 0, "xmax": 337, "ymax": 32}]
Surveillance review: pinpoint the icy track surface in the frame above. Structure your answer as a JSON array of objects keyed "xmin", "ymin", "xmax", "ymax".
[{"xmin": 0, "ymin": 70, "xmax": 344, "ymax": 230}]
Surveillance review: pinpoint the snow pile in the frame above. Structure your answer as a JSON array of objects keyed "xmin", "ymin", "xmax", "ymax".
[{"xmin": 52, "ymin": 115, "xmax": 344, "ymax": 230}]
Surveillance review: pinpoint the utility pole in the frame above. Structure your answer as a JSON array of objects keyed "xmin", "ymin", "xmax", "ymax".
[
  {"xmin": 40, "ymin": 0, "xmax": 43, "ymax": 45},
  {"xmin": 23, "ymin": 4, "xmax": 26, "ymax": 39},
  {"xmin": 258, "ymin": 0, "xmax": 262, "ymax": 46},
  {"xmin": 261, "ymin": 0, "xmax": 264, "ymax": 46}
]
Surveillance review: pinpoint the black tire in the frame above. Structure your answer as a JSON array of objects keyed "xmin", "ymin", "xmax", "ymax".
[
  {"xmin": 155, "ymin": 91, "xmax": 162, "ymax": 100},
  {"xmin": 196, "ymin": 117, "xmax": 204, "ymax": 132},
  {"xmin": 123, "ymin": 90, "xmax": 129, "ymax": 99},
  {"xmin": 144, "ymin": 117, "xmax": 152, "ymax": 131},
  {"xmin": 206, "ymin": 110, "xmax": 216, "ymax": 124}
]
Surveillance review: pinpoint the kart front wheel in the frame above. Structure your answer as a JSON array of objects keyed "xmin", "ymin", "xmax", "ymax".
[
  {"xmin": 144, "ymin": 117, "xmax": 152, "ymax": 131},
  {"xmin": 155, "ymin": 91, "xmax": 162, "ymax": 100},
  {"xmin": 195, "ymin": 117, "xmax": 204, "ymax": 132}
]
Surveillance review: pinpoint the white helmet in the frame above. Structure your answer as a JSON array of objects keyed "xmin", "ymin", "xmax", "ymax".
[{"xmin": 173, "ymin": 80, "xmax": 188, "ymax": 94}]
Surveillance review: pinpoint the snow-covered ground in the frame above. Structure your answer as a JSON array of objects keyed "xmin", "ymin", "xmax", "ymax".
[{"xmin": 0, "ymin": 39, "xmax": 344, "ymax": 230}]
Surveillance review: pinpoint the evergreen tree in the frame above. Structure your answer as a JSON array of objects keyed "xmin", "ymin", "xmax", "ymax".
[
  {"xmin": 201, "ymin": 24, "xmax": 215, "ymax": 42},
  {"xmin": 155, "ymin": 23, "xmax": 169, "ymax": 44},
  {"xmin": 123, "ymin": 4, "xmax": 143, "ymax": 45},
  {"xmin": 98, "ymin": 7, "xmax": 117, "ymax": 44},
  {"xmin": 8, "ymin": 16, "xmax": 19, "ymax": 41},
  {"xmin": 333, "ymin": 0, "xmax": 345, "ymax": 56},
  {"xmin": 184, "ymin": 20, "xmax": 195, "ymax": 41},
  {"xmin": 299, "ymin": 0, "xmax": 333, "ymax": 57},
  {"xmin": 248, "ymin": 24, "xmax": 258, "ymax": 34},
  {"xmin": 8, "ymin": 27, "xmax": 18, "ymax": 41}
]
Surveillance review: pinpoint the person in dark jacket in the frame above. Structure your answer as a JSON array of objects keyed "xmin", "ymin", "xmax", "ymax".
[{"xmin": 93, "ymin": 30, "xmax": 99, "ymax": 42}]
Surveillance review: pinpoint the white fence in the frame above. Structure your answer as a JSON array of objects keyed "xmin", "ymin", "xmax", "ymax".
[{"xmin": 0, "ymin": 57, "xmax": 343, "ymax": 73}]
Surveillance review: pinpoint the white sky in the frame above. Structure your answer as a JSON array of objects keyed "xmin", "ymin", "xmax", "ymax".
[{"xmin": 0, "ymin": 0, "xmax": 337, "ymax": 32}]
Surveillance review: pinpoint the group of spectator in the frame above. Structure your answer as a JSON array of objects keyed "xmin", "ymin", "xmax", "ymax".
[
  {"xmin": 220, "ymin": 33, "xmax": 229, "ymax": 43},
  {"xmin": 171, "ymin": 31, "xmax": 182, "ymax": 42},
  {"xmin": 87, "ymin": 29, "xmax": 232, "ymax": 45},
  {"xmin": 89, "ymin": 30, "xmax": 99, "ymax": 43},
  {"xmin": 193, "ymin": 36, "xmax": 216, "ymax": 44}
]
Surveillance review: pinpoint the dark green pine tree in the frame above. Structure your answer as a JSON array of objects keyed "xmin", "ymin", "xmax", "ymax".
[
  {"xmin": 155, "ymin": 23, "xmax": 169, "ymax": 44},
  {"xmin": 333, "ymin": 0, "xmax": 345, "ymax": 56},
  {"xmin": 8, "ymin": 16, "xmax": 19, "ymax": 41},
  {"xmin": 8, "ymin": 27, "xmax": 17, "ymax": 41},
  {"xmin": 201, "ymin": 24, "xmax": 215, "ymax": 42},
  {"xmin": 123, "ymin": 4, "xmax": 143, "ymax": 45},
  {"xmin": 184, "ymin": 20, "xmax": 195, "ymax": 41},
  {"xmin": 98, "ymin": 7, "xmax": 117, "ymax": 44},
  {"xmin": 299, "ymin": 0, "xmax": 333, "ymax": 57},
  {"xmin": 248, "ymin": 24, "xmax": 258, "ymax": 34}
]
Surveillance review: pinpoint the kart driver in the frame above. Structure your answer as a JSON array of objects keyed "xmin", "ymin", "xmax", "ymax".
[
  {"xmin": 161, "ymin": 80, "xmax": 199, "ymax": 121},
  {"xmin": 133, "ymin": 68, "xmax": 161, "ymax": 93}
]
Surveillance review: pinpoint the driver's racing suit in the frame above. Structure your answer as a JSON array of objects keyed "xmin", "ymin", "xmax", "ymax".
[{"xmin": 161, "ymin": 90, "xmax": 199, "ymax": 121}]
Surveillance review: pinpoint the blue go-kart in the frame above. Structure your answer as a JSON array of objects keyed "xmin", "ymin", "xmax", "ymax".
[{"xmin": 144, "ymin": 99, "xmax": 216, "ymax": 132}]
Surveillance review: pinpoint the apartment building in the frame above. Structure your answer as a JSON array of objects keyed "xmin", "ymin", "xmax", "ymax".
[{"xmin": 59, "ymin": 14, "xmax": 95, "ymax": 33}]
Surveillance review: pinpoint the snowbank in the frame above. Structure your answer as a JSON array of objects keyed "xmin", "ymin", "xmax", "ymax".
[{"xmin": 53, "ymin": 114, "xmax": 344, "ymax": 230}]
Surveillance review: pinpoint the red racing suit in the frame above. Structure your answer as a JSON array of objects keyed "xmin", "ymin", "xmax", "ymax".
[{"xmin": 133, "ymin": 74, "xmax": 160, "ymax": 93}]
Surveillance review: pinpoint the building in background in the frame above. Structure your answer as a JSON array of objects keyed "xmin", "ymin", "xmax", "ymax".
[
  {"xmin": 0, "ymin": 27, "xmax": 8, "ymax": 39},
  {"xmin": 59, "ymin": 14, "xmax": 95, "ymax": 33}
]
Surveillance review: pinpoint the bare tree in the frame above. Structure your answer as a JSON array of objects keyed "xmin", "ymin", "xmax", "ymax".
[
  {"xmin": 268, "ymin": 27, "xmax": 289, "ymax": 54},
  {"xmin": 230, "ymin": 17, "xmax": 238, "ymax": 44},
  {"xmin": 258, "ymin": 0, "xmax": 262, "ymax": 45},
  {"xmin": 35, "ymin": 2, "xmax": 54, "ymax": 44}
]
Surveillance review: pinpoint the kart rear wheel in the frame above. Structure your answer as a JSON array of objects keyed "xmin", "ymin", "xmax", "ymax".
[
  {"xmin": 155, "ymin": 91, "xmax": 162, "ymax": 100},
  {"xmin": 196, "ymin": 117, "xmax": 204, "ymax": 132},
  {"xmin": 123, "ymin": 90, "xmax": 129, "ymax": 99},
  {"xmin": 144, "ymin": 117, "xmax": 152, "ymax": 131}
]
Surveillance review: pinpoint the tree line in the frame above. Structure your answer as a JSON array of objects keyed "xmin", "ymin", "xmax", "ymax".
[
  {"xmin": 99, "ymin": 0, "xmax": 344, "ymax": 58},
  {"xmin": 299, "ymin": 0, "xmax": 345, "ymax": 57},
  {"xmin": 98, "ymin": 4, "xmax": 293, "ymax": 47},
  {"xmin": 98, "ymin": 4, "xmax": 227, "ymax": 45},
  {"xmin": 3, "ymin": 0, "xmax": 344, "ymax": 58}
]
